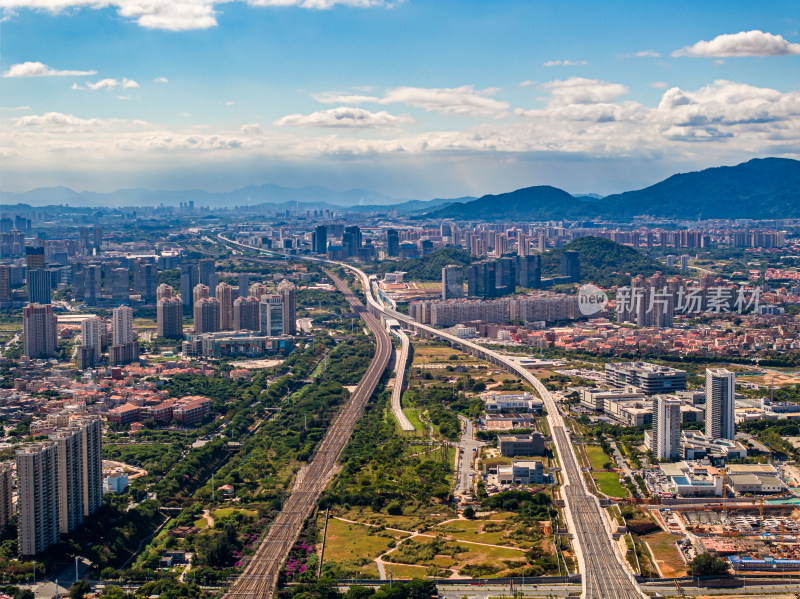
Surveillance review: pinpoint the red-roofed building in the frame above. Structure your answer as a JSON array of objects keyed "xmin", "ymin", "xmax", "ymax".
[{"xmin": 107, "ymin": 403, "xmax": 143, "ymax": 426}]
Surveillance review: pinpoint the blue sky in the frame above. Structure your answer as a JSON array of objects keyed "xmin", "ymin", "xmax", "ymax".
[{"xmin": 1, "ymin": 0, "xmax": 799, "ymax": 198}]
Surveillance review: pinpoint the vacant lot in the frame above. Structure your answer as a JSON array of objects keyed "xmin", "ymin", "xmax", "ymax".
[{"xmin": 641, "ymin": 531, "xmax": 687, "ymax": 577}]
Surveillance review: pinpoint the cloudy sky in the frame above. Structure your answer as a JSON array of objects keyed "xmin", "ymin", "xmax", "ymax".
[{"xmin": 1, "ymin": 0, "xmax": 799, "ymax": 199}]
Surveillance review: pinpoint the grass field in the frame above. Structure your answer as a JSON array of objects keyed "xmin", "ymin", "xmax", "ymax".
[
  {"xmin": 382, "ymin": 563, "xmax": 428, "ymax": 579},
  {"xmin": 593, "ymin": 472, "xmax": 629, "ymax": 498},
  {"xmin": 640, "ymin": 531, "xmax": 687, "ymax": 577},
  {"xmin": 586, "ymin": 445, "xmax": 612, "ymax": 470},
  {"xmin": 212, "ymin": 508, "xmax": 258, "ymax": 520},
  {"xmin": 321, "ymin": 518, "xmax": 407, "ymax": 563}
]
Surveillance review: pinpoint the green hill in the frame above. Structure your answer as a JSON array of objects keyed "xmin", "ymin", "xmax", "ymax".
[
  {"xmin": 427, "ymin": 158, "xmax": 799, "ymax": 221},
  {"xmin": 542, "ymin": 237, "xmax": 677, "ymax": 287},
  {"xmin": 371, "ymin": 247, "xmax": 477, "ymax": 281}
]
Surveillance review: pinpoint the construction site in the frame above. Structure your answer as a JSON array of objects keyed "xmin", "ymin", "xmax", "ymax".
[{"xmin": 658, "ymin": 501, "xmax": 800, "ymax": 574}]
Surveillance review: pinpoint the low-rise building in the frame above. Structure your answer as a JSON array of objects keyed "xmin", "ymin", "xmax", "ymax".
[
  {"xmin": 107, "ymin": 403, "xmax": 143, "ymax": 426},
  {"xmin": 660, "ymin": 461, "xmax": 723, "ymax": 497},
  {"xmin": 726, "ymin": 464, "xmax": 786, "ymax": 494},
  {"xmin": 580, "ymin": 387, "xmax": 646, "ymax": 411},
  {"xmin": 498, "ymin": 433, "xmax": 545, "ymax": 457},
  {"xmin": 682, "ymin": 431, "xmax": 748, "ymax": 460},
  {"xmin": 605, "ymin": 361, "xmax": 687, "ymax": 394},
  {"xmin": 483, "ymin": 392, "xmax": 543, "ymax": 413}
]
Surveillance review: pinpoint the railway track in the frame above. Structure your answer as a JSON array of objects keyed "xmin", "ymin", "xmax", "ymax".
[{"xmin": 223, "ymin": 270, "xmax": 392, "ymax": 599}]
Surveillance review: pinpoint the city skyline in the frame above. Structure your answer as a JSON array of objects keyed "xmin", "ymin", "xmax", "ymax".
[{"xmin": 1, "ymin": 1, "xmax": 798, "ymax": 197}]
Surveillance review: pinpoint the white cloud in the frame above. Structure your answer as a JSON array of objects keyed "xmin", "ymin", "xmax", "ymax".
[
  {"xmin": 312, "ymin": 91, "xmax": 379, "ymax": 104},
  {"xmin": 518, "ymin": 80, "xmax": 536, "ymax": 88},
  {"xmin": 274, "ymin": 107, "xmax": 413, "ymax": 128},
  {"xmin": 154, "ymin": 77, "xmax": 169, "ymax": 83},
  {"xmin": 225, "ymin": 101, "xmax": 235, "ymax": 106},
  {"xmin": 541, "ymin": 77, "xmax": 629, "ymax": 104},
  {"xmin": 0, "ymin": 0, "xmax": 396, "ymax": 31},
  {"xmin": 240, "ymin": 123, "xmax": 262, "ymax": 135},
  {"xmin": 650, "ymin": 81, "xmax": 669, "ymax": 89},
  {"xmin": 311, "ymin": 84, "xmax": 510, "ymax": 117},
  {"xmin": 73, "ymin": 77, "xmax": 140, "ymax": 90},
  {"xmin": 0, "ymin": 105, "xmax": 31, "ymax": 111},
  {"xmin": 542, "ymin": 59, "xmax": 587, "ymax": 67},
  {"xmin": 673, "ymin": 30, "xmax": 800, "ymax": 57},
  {"xmin": 3, "ymin": 80, "xmax": 798, "ymax": 178},
  {"xmin": 2, "ymin": 61, "xmax": 96, "ymax": 78},
  {"xmin": 378, "ymin": 85, "xmax": 508, "ymax": 117}
]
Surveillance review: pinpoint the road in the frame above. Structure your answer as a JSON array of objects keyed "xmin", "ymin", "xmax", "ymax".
[
  {"xmin": 223, "ymin": 270, "xmax": 392, "ymax": 599},
  {"xmin": 454, "ymin": 415, "xmax": 483, "ymax": 496},
  {"xmin": 388, "ymin": 325, "xmax": 414, "ymax": 431},
  {"xmin": 218, "ymin": 234, "xmax": 645, "ymax": 599}
]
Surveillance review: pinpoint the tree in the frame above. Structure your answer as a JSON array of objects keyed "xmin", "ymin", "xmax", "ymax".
[
  {"xmin": 603, "ymin": 462, "xmax": 614, "ymax": 471},
  {"xmin": 462, "ymin": 506, "xmax": 475, "ymax": 519},
  {"xmin": 689, "ymin": 552, "xmax": 730, "ymax": 576},
  {"xmin": 69, "ymin": 580, "xmax": 90, "ymax": 599}
]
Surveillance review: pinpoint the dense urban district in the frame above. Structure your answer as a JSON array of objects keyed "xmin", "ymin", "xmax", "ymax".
[{"xmin": 0, "ymin": 160, "xmax": 800, "ymax": 599}]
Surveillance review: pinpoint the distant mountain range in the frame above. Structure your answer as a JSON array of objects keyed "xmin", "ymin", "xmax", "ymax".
[
  {"xmin": 430, "ymin": 158, "xmax": 799, "ymax": 221},
  {"xmin": 0, "ymin": 183, "xmax": 447, "ymax": 212},
  {"xmin": 2, "ymin": 157, "xmax": 795, "ymax": 220}
]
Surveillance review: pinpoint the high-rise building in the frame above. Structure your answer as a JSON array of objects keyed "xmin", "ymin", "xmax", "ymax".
[
  {"xmin": 234, "ymin": 296, "xmax": 260, "ymax": 331},
  {"xmin": 133, "ymin": 260, "xmax": 158, "ymax": 304},
  {"xmin": 109, "ymin": 268, "xmax": 130, "ymax": 303},
  {"xmin": 249, "ymin": 282, "xmax": 268, "ymax": 298},
  {"xmin": 49, "ymin": 428, "xmax": 84, "ymax": 533},
  {"xmin": 680, "ymin": 255, "xmax": 689, "ymax": 271},
  {"xmin": 277, "ymin": 279, "xmax": 297, "ymax": 335},
  {"xmin": 194, "ymin": 298, "xmax": 220, "ymax": 334},
  {"xmin": 198, "ymin": 259, "xmax": 218, "ymax": 296},
  {"xmin": 16, "ymin": 442, "xmax": 59, "ymax": 557},
  {"xmin": 180, "ymin": 262, "xmax": 199, "ymax": 313},
  {"xmin": 467, "ymin": 261, "xmax": 497, "ymax": 299},
  {"xmin": 25, "ymin": 246, "xmax": 45, "ymax": 269},
  {"xmin": 441, "ymin": 265, "xmax": 464, "ymax": 300},
  {"xmin": 0, "ymin": 463, "xmax": 11, "ymax": 533},
  {"xmin": 560, "ymin": 250, "xmax": 580, "ymax": 282},
  {"xmin": 112, "ymin": 306, "xmax": 134, "ymax": 346},
  {"xmin": 156, "ymin": 283, "xmax": 173, "ymax": 302},
  {"xmin": 518, "ymin": 233, "xmax": 529, "ymax": 257},
  {"xmin": 81, "ymin": 316, "xmax": 103, "ymax": 361},
  {"xmin": 517, "ymin": 255, "xmax": 542, "ymax": 289},
  {"xmin": 74, "ymin": 416, "xmax": 103, "ymax": 517},
  {"xmin": 312, "ymin": 225, "xmax": 327, "ymax": 254},
  {"xmin": 216, "ymin": 282, "xmax": 234, "ymax": 330},
  {"xmin": 0, "ymin": 265, "xmax": 10, "ymax": 302},
  {"xmin": 495, "ymin": 257, "xmax": 516, "ymax": 294},
  {"xmin": 343, "ymin": 225, "xmax": 362, "ymax": 258},
  {"xmin": 26, "ymin": 268, "xmax": 52, "ymax": 304},
  {"xmin": 93, "ymin": 226, "xmax": 103, "ymax": 251},
  {"xmin": 652, "ymin": 396, "xmax": 682, "ymax": 460},
  {"xmin": 386, "ymin": 229, "xmax": 400, "ymax": 257},
  {"xmin": 109, "ymin": 341, "xmax": 139, "ymax": 366},
  {"xmin": 238, "ymin": 273, "xmax": 250, "ymax": 297},
  {"xmin": 705, "ymin": 368, "xmax": 735, "ymax": 441},
  {"xmin": 259, "ymin": 294, "xmax": 284, "ymax": 336},
  {"xmin": 193, "ymin": 283, "xmax": 210, "ymax": 304},
  {"xmin": 84, "ymin": 264, "xmax": 102, "ymax": 305},
  {"xmin": 157, "ymin": 296, "xmax": 184, "ymax": 339},
  {"xmin": 23, "ymin": 303, "xmax": 58, "ymax": 359}
]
